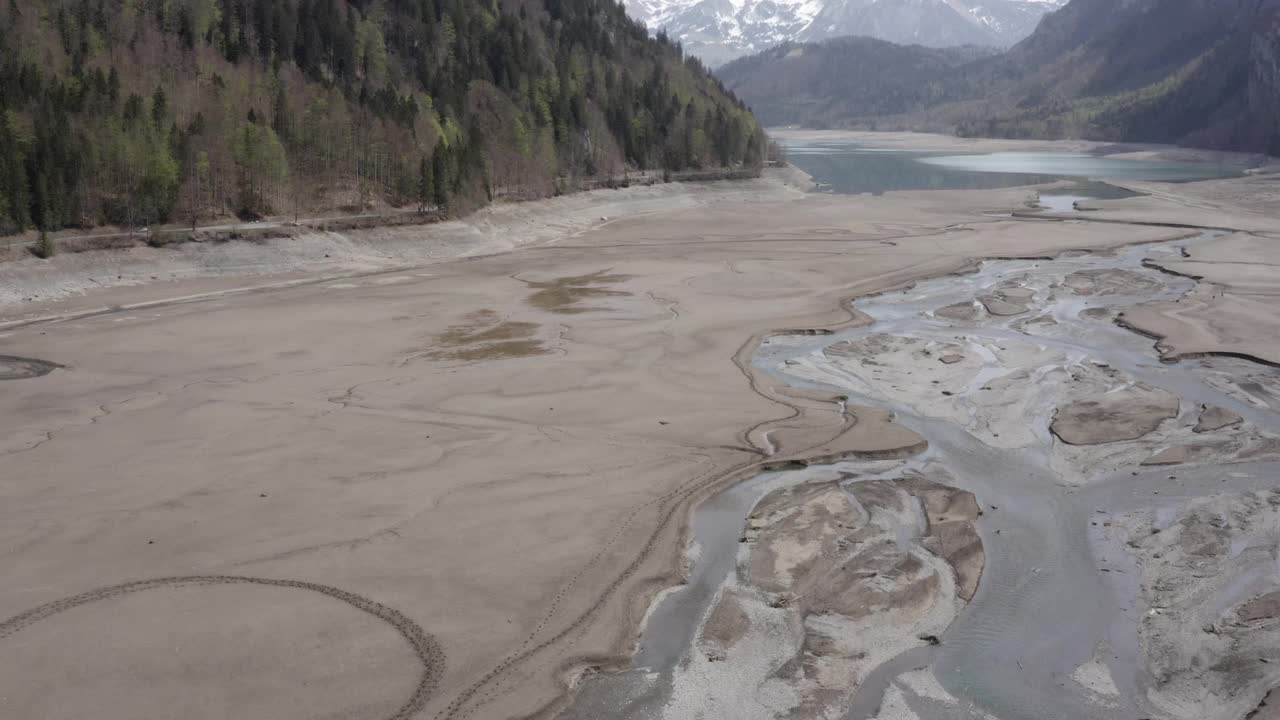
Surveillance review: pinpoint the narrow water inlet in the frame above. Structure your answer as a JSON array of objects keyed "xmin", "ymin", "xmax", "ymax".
[{"xmin": 631, "ymin": 470, "xmax": 788, "ymax": 672}]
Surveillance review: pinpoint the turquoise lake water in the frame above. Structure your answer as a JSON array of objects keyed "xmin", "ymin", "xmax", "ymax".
[{"xmin": 781, "ymin": 140, "xmax": 1241, "ymax": 196}]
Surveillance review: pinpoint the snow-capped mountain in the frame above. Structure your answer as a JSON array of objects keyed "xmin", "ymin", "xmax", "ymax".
[{"xmin": 624, "ymin": 0, "xmax": 1067, "ymax": 66}]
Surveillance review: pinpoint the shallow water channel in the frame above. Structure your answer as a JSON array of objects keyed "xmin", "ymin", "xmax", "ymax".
[{"xmin": 562, "ymin": 231, "xmax": 1280, "ymax": 720}]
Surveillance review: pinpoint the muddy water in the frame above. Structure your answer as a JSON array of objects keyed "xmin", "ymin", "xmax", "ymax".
[
  {"xmin": 633, "ymin": 470, "xmax": 787, "ymax": 672},
  {"xmin": 563, "ymin": 232, "xmax": 1280, "ymax": 720}
]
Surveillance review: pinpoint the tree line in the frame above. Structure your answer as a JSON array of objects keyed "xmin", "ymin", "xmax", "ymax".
[{"xmin": 0, "ymin": 0, "xmax": 765, "ymax": 235}]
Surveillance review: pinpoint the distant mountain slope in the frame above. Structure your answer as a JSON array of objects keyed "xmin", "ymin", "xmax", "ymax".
[
  {"xmin": 717, "ymin": 39, "xmax": 997, "ymax": 126},
  {"xmin": 0, "ymin": 0, "xmax": 764, "ymax": 236},
  {"xmin": 623, "ymin": 0, "xmax": 1064, "ymax": 66},
  {"xmin": 719, "ymin": 0, "xmax": 1280, "ymax": 153},
  {"xmin": 972, "ymin": 0, "xmax": 1280, "ymax": 151}
]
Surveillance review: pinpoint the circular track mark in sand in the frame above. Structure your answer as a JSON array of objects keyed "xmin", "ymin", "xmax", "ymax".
[
  {"xmin": 0, "ymin": 355, "xmax": 62, "ymax": 380},
  {"xmin": 0, "ymin": 575, "xmax": 445, "ymax": 720}
]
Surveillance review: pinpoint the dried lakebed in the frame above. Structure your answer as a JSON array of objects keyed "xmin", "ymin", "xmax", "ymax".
[{"xmin": 563, "ymin": 232, "xmax": 1280, "ymax": 720}]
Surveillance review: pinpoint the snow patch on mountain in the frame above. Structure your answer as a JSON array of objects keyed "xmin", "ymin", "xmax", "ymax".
[{"xmin": 624, "ymin": 0, "xmax": 1066, "ymax": 66}]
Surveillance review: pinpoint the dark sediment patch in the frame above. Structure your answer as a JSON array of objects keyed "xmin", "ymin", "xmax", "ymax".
[
  {"xmin": 0, "ymin": 355, "xmax": 62, "ymax": 380},
  {"xmin": 429, "ymin": 340, "xmax": 547, "ymax": 361},
  {"xmin": 423, "ymin": 309, "xmax": 547, "ymax": 361},
  {"xmin": 519, "ymin": 270, "xmax": 633, "ymax": 314},
  {"xmin": 1240, "ymin": 592, "xmax": 1280, "ymax": 623}
]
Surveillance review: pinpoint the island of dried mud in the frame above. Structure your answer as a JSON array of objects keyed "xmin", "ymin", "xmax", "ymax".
[{"xmin": 3, "ymin": 147, "xmax": 1280, "ymax": 720}]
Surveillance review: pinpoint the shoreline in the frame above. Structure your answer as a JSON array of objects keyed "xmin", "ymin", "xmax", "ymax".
[
  {"xmin": 0, "ymin": 168, "xmax": 814, "ymax": 314},
  {"xmin": 770, "ymin": 128, "xmax": 1280, "ymax": 169},
  {"xmin": 3, "ymin": 148, "xmax": 1280, "ymax": 720},
  {"xmin": 0, "ymin": 167, "xmax": 774, "ymax": 256}
]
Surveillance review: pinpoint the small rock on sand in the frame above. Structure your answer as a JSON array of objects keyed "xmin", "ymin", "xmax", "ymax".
[
  {"xmin": 1195, "ymin": 404, "xmax": 1243, "ymax": 433},
  {"xmin": 938, "ymin": 353, "xmax": 964, "ymax": 365}
]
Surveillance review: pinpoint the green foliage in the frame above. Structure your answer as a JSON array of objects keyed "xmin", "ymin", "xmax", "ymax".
[
  {"xmin": 33, "ymin": 229, "xmax": 55, "ymax": 258},
  {"xmin": 417, "ymin": 155, "xmax": 433, "ymax": 210},
  {"xmin": 0, "ymin": 0, "xmax": 763, "ymax": 235},
  {"xmin": 138, "ymin": 137, "xmax": 181, "ymax": 223},
  {"xmin": 0, "ymin": 111, "xmax": 29, "ymax": 232},
  {"xmin": 432, "ymin": 142, "xmax": 452, "ymax": 210},
  {"xmin": 229, "ymin": 121, "xmax": 288, "ymax": 216}
]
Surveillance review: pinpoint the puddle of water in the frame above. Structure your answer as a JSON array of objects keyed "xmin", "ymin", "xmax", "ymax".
[
  {"xmin": 1038, "ymin": 194, "xmax": 1089, "ymax": 212},
  {"xmin": 1039, "ymin": 181, "xmax": 1142, "ymax": 213}
]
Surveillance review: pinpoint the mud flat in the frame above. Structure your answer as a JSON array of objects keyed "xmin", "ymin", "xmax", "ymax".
[
  {"xmin": 565, "ymin": 226, "xmax": 1280, "ymax": 720},
  {"xmin": 672, "ymin": 469, "xmax": 982, "ymax": 719},
  {"xmin": 2, "ymin": 157, "xmax": 1280, "ymax": 720},
  {"xmin": 1100, "ymin": 491, "xmax": 1280, "ymax": 719}
]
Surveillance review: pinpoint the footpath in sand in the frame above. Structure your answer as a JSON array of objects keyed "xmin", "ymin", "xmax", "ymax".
[{"xmin": 1, "ymin": 161, "xmax": 1279, "ymax": 720}]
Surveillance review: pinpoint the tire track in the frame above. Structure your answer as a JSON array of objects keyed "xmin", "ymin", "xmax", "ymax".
[
  {"xmin": 0, "ymin": 575, "xmax": 445, "ymax": 720},
  {"xmin": 442, "ymin": 456, "xmax": 750, "ymax": 720}
]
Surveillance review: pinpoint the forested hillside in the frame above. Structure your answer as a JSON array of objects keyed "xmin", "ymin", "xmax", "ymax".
[
  {"xmin": 0, "ymin": 0, "xmax": 765, "ymax": 235},
  {"xmin": 717, "ymin": 39, "xmax": 996, "ymax": 127}
]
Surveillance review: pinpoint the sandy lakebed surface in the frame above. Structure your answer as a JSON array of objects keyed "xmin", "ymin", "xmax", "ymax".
[{"xmin": 3, "ymin": 138, "xmax": 1280, "ymax": 720}]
